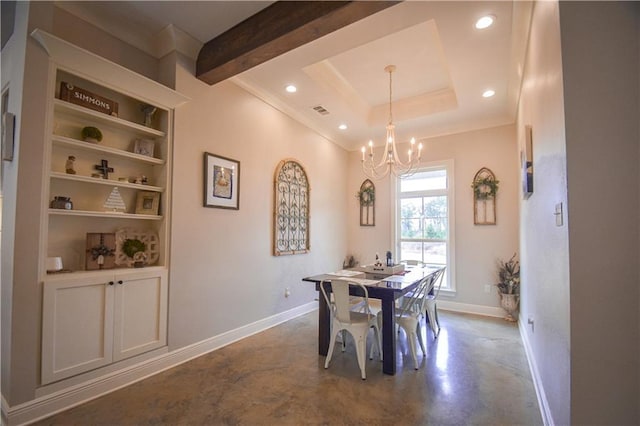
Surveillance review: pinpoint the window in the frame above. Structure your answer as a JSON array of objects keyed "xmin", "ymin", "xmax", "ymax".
[{"xmin": 396, "ymin": 161, "xmax": 454, "ymax": 290}]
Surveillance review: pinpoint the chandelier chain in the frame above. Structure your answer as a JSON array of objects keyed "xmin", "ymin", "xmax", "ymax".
[
  {"xmin": 388, "ymin": 67, "xmax": 393, "ymax": 125},
  {"xmin": 360, "ymin": 64, "xmax": 423, "ymax": 180}
]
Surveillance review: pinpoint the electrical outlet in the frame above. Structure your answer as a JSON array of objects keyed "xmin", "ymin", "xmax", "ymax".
[{"xmin": 484, "ymin": 284, "xmax": 491, "ymax": 293}]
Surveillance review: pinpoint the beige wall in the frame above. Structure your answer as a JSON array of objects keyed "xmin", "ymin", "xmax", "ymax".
[
  {"xmin": 518, "ymin": 1, "xmax": 640, "ymax": 425},
  {"xmin": 516, "ymin": 2, "xmax": 570, "ymax": 424},
  {"xmin": 0, "ymin": 0, "xmax": 29, "ymax": 402},
  {"xmin": 167, "ymin": 63, "xmax": 348, "ymax": 349},
  {"xmin": 347, "ymin": 124, "xmax": 520, "ymax": 310},
  {"xmin": 559, "ymin": 2, "xmax": 639, "ymax": 424}
]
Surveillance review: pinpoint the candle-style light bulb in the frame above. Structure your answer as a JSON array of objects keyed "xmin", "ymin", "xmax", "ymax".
[
  {"xmin": 361, "ymin": 146, "xmax": 365, "ymax": 161},
  {"xmin": 368, "ymin": 140, "xmax": 373, "ymax": 155}
]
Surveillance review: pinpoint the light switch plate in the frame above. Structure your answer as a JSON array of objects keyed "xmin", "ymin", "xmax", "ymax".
[{"xmin": 555, "ymin": 202, "xmax": 563, "ymax": 226}]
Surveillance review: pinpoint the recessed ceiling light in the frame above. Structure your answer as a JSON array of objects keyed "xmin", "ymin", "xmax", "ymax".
[
  {"xmin": 285, "ymin": 85, "xmax": 297, "ymax": 93},
  {"xmin": 338, "ymin": 124, "xmax": 348, "ymax": 130},
  {"xmin": 483, "ymin": 89, "xmax": 496, "ymax": 98},
  {"xmin": 475, "ymin": 15, "xmax": 495, "ymax": 29}
]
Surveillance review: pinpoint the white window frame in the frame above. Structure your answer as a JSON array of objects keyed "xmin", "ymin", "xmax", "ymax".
[{"xmin": 392, "ymin": 160, "xmax": 455, "ymax": 292}]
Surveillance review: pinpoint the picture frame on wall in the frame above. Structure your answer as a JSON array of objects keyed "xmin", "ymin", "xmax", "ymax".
[
  {"xmin": 135, "ymin": 191, "xmax": 160, "ymax": 215},
  {"xmin": 203, "ymin": 152, "xmax": 240, "ymax": 210},
  {"xmin": 522, "ymin": 125, "xmax": 534, "ymax": 199}
]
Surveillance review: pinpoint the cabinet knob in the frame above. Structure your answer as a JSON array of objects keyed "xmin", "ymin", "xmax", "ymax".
[
  {"xmin": 117, "ymin": 280, "xmax": 123, "ymax": 285},
  {"xmin": 108, "ymin": 281, "xmax": 114, "ymax": 286}
]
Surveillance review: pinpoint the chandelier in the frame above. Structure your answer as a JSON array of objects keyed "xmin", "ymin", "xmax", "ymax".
[{"xmin": 361, "ymin": 65, "xmax": 422, "ymax": 180}]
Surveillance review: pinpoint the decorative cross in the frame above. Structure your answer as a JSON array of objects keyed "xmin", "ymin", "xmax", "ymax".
[{"xmin": 94, "ymin": 159, "xmax": 114, "ymax": 179}]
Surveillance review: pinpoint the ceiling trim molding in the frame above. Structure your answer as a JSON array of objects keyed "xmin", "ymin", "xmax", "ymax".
[{"xmin": 155, "ymin": 24, "xmax": 203, "ymax": 60}]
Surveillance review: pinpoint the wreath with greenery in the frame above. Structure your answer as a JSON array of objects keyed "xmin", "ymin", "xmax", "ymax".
[
  {"xmin": 122, "ymin": 238, "xmax": 146, "ymax": 258},
  {"xmin": 471, "ymin": 176, "xmax": 499, "ymax": 200},
  {"xmin": 356, "ymin": 186, "xmax": 375, "ymax": 206}
]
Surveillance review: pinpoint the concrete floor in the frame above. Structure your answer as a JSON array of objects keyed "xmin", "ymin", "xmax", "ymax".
[{"xmin": 34, "ymin": 310, "xmax": 541, "ymax": 425}]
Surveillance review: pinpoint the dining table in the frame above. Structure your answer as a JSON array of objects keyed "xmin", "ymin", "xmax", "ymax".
[{"xmin": 302, "ymin": 265, "xmax": 442, "ymax": 375}]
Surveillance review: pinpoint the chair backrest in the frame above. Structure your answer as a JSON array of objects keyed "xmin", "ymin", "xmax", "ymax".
[
  {"xmin": 320, "ymin": 279, "xmax": 370, "ymax": 323},
  {"xmin": 397, "ymin": 275, "xmax": 431, "ymax": 317},
  {"xmin": 429, "ymin": 267, "xmax": 446, "ymax": 299}
]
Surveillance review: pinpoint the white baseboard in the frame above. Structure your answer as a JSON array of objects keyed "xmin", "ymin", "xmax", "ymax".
[
  {"xmin": 438, "ymin": 300, "xmax": 505, "ymax": 318},
  {"xmin": 518, "ymin": 319, "xmax": 554, "ymax": 426},
  {"xmin": 2, "ymin": 301, "xmax": 317, "ymax": 426}
]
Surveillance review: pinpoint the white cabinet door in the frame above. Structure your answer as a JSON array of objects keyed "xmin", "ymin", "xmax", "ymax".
[
  {"xmin": 112, "ymin": 269, "xmax": 167, "ymax": 361},
  {"xmin": 42, "ymin": 275, "xmax": 115, "ymax": 384}
]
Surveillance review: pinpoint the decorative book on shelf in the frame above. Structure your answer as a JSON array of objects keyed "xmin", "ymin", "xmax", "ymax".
[{"xmin": 104, "ymin": 187, "xmax": 126, "ymax": 212}]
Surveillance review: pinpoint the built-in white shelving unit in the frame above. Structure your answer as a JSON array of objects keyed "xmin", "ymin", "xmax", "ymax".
[{"xmin": 32, "ymin": 29, "xmax": 188, "ymax": 387}]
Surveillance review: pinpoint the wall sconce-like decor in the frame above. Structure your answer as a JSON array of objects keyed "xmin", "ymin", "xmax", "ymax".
[
  {"xmin": 273, "ymin": 159, "xmax": 310, "ymax": 256},
  {"xmin": 472, "ymin": 167, "xmax": 499, "ymax": 225},
  {"xmin": 357, "ymin": 179, "xmax": 375, "ymax": 226}
]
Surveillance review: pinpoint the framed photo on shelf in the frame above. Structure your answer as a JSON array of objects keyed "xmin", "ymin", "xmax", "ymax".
[
  {"xmin": 133, "ymin": 138, "xmax": 155, "ymax": 157},
  {"xmin": 135, "ymin": 191, "xmax": 160, "ymax": 215},
  {"xmin": 203, "ymin": 152, "xmax": 240, "ymax": 210}
]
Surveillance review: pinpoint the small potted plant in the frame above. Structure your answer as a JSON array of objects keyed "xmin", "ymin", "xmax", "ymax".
[
  {"xmin": 122, "ymin": 238, "xmax": 147, "ymax": 268},
  {"xmin": 495, "ymin": 253, "xmax": 520, "ymax": 321},
  {"xmin": 81, "ymin": 126, "xmax": 103, "ymax": 143}
]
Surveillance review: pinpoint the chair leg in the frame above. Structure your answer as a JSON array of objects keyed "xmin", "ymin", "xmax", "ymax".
[
  {"xmin": 434, "ymin": 304, "xmax": 441, "ymax": 337},
  {"xmin": 426, "ymin": 304, "xmax": 439, "ymax": 338},
  {"xmin": 325, "ymin": 329, "xmax": 339, "ymax": 369},
  {"xmin": 417, "ymin": 322, "xmax": 426, "ymax": 356},
  {"xmin": 406, "ymin": 329, "xmax": 419, "ymax": 370},
  {"xmin": 355, "ymin": 334, "xmax": 367, "ymax": 380},
  {"xmin": 369, "ymin": 324, "xmax": 383, "ymax": 361}
]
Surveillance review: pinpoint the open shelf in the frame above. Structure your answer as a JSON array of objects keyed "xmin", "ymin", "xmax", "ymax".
[
  {"xmin": 48, "ymin": 208, "xmax": 163, "ymax": 220},
  {"xmin": 50, "ymin": 172, "xmax": 164, "ymax": 192},
  {"xmin": 54, "ymin": 99, "xmax": 166, "ymax": 138},
  {"xmin": 52, "ymin": 135, "xmax": 165, "ymax": 165}
]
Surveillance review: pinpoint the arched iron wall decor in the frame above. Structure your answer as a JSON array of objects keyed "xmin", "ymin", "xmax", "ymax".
[
  {"xmin": 357, "ymin": 179, "xmax": 375, "ymax": 226},
  {"xmin": 472, "ymin": 167, "xmax": 499, "ymax": 225},
  {"xmin": 273, "ymin": 159, "xmax": 310, "ymax": 256}
]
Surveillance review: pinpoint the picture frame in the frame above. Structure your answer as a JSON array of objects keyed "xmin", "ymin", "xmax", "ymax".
[
  {"xmin": 522, "ymin": 125, "xmax": 533, "ymax": 199},
  {"xmin": 204, "ymin": 152, "xmax": 240, "ymax": 210},
  {"xmin": 135, "ymin": 191, "xmax": 160, "ymax": 215},
  {"xmin": 133, "ymin": 138, "xmax": 155, "ymax": 157},
  {"xmin": 2, "ymin": 111, "xmax": 15, "ymax": 162}
]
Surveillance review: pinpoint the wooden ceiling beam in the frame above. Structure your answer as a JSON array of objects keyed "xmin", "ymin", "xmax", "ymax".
[{"xmin": 196, "ymin": 1, "xmax": 399, "ymax": 85}]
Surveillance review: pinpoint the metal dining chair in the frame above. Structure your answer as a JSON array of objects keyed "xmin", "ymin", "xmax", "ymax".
[
  {"xmin": 425, "ymin": 267, "xmax": 446, "ymax": 338},
  {"xmin": 320, "ymin": 279, "xmax": 382, "ymax": 379}
]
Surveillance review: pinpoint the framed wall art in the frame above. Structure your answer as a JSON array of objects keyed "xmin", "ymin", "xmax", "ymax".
[
  {"xmin": 472, "ymin": 167, "xmax": 498, "ymax": 225},
  {"xmin": 203, "ymin": 152, "xmax": 240, "ymax": 209},
  {"xmin": 273, "ymin": 159, "xmax": 310, "ymax": 256},
  {"xmin": 357, "ymin": 179, "xmax": 375, "ymax": 226},
  {"xmin": 522, "ymin": 125, "xmax": 534, "ymax": 199}
]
